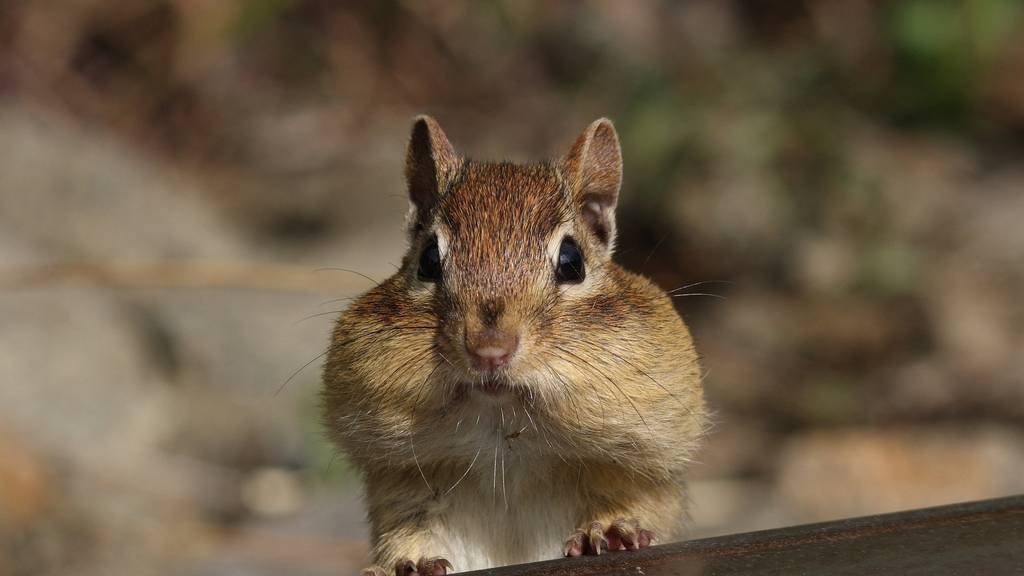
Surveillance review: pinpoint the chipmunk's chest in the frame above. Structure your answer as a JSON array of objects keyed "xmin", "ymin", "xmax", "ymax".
[
  {"xmin": 416, "ymin": 400, "xmax": 577, "ymax": 570},
  {"xmin": 432, "ymin": 472, "xmax": 577, "ymax": 571},
  {"xmin": 437, "ymin": 397, "xmax": 551, "ymax": 458}
]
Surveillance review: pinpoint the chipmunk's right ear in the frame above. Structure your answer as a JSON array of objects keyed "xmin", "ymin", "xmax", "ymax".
[
  {"xmin": 560, "ymin": 118, "xmax": 623, "ymax": 248},
  {"xmin": 405, "ymin": 115, "xmax": 460, "ymax": 225}
]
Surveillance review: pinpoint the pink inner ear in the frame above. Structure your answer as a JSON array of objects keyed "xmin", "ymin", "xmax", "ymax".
[
  {"xmin": 581, "ymin": 188, "xmax": 617, "ymax": 208},
  {"xmin": 581, "ymin": 199, "xmax": 612, "ymax": 245}
]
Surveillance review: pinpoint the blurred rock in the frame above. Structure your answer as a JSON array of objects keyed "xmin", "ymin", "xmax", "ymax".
[
  {"xmin": 241, "ymin": 467, "xmax": 305, "ymax": 518},
  {"xmin": 0, "ymin": 428, "xmax": 51, "ymax": 529},
  {"xmin": 794, "ymin": 234, "xmax": 856, "ymax": 294},
  {"xmin": 776, "ymin": 426, "xmax": 1024, "ymax": 522},
  {"xmin": 673, "ymin": 0, "xmax": 740, "ymax": 58},
  {"xmin": 958, "ymin": 168, "xmax": 1024, "ymax": 269},
  {"xmin": 688, "ymin": 478, "xmax": 779, "ymax": 538},
  {"xmin": 186, "ymin": 488, "xmax": 369, "ymax": 576},
  {"xmin": 692, "ymin": 420, "xmax": 780, "ymax": 480},
  {"xmin": 929, "ymin": 269, "xmax": 1016, "ymax": 378},
  {"xmin": 882, "ymin": 358, "xmax": 961, "ymax": 417},
  {"xmin": 0, "ymin": 289, "xmax": 173, "ymax": 462},
  {"xmin": 0, "ymin": 288, "xmax": 204, "ymax": 575},
  {"xmin": 809, "ymin": 0, "xmax": 879, "ymax": 70},
  {"xmin": 0, "ymin": 105, "xmax": 242, "ymax": 261}
]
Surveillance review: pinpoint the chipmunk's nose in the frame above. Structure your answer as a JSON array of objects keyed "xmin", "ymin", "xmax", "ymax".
[{"xmin": 465, "ymin": 329, "xmax": 519, "ymax": 372}]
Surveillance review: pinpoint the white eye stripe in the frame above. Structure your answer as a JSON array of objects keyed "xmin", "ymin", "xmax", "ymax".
[
  {"xmin": 546, "ymin": 223, "xmax": 575, "ymax": 267},
  {"xmin": 435, "ymin": 228, "xmax": 450, "ymax": 259}
]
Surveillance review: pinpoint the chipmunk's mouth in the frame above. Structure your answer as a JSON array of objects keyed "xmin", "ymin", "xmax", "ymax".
[
  {"xmin": 455, "ymin": 376, "xmax": 515, "ymax": 398},
  {"xmin": 477, "ymin": 377, "xmax": 512, "ymax": 395}
]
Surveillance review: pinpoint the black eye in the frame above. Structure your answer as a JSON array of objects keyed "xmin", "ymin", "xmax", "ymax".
[
  {"xmin": 555, "ymin": 237, "xmax": 585, "ymax": 284},
  {"xmin": 417, "ymin": 237, "xmax": 442, "ymax": 282}
]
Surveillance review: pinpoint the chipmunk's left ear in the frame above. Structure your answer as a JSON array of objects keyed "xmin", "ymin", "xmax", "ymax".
[
  {"xmin": 405, "ymin": 115, "xmax": 461, "ymax": 231},
  {"xmin": 559, "ymin": 118, "xmax": 622, "ymax": 247}
]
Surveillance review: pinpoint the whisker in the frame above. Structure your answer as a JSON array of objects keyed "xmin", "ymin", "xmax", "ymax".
[
  {"xmin": 408, "ymin": 356, "xmax": 446, "ymax": 416},
  {"xmin": 671, "ymin": 292, "xmax": 727, "ymax": 300},
  {"xmin": 640, "ymin": 232, "xmax": 668, "ymax": 272},
  {"xmin": 406, "ymin": 358, "xmax": 447, "ymax": 492},
  {"xmin": 444, "ymin": 448, "xmax": 482, "ymax": 496},
  {"xmin": 492, "ymin": 434, "xmax": 499, "ymax": 500},
  {"xmin": 500, "ymin": 436, "xmax": 508, "ymax": 511},
  {"xmin": 313, "ymin": 267, "xmax": 381, "ymax": 286},
  {"xmin": 323, "ymin": 451, "xmax": 341, "ymax": 476},
  {"xmin": 539, "ymin": 357, "xmax": 585, "ymax": 435},
  {"xmin": 520, "ymin": 399, "xmax": 539, "ymax": 432},
  {"xmin": 325, "ymin": 324, "xmax": 439, "ymax": 402},
  {"xmin": 316, "ymin": 296, "xmax": 356, "ymax": 308},
  {"xmin": 276, "ymin": 349, "xmax": 328, "ymax": 396},
  {"xmin": 547, "ymin": 347, "xmax": 647, "ymax": 457},
  {"xmin": 554, "ymin": 344, "xmax": 651, "ymax": 434},
  {"xmin": 600, "ymin": 346, "xmax": 699, "ymax": 419},
  {"xmin": 372, "ymin": 346, "xmax": 436, "ymax": 416},
  {"xmin": 530, "ymin": 357, "xmax": 586, "ymax": 465},
  {"xmin": 293, "ymin": 309, "xmax": 347, "ymax": 325},
  {"xmin": 331, "ymin": 324, "xmax": 440, "ymax": 352},
  {"xmin": 666, "ymin": 280, "xmax": 734, "ymax": 294},
  {"xmin": 411, "ymin": 441, "xmax": 432, "ymax": 493},
  {"xmin": 546, "ymin": 361, "xmax": 607, "ymax": 447}
]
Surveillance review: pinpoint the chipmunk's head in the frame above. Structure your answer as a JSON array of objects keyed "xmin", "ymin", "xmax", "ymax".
[{"xmin": 401, "ymin": 115, "xmax": 624, "ymax": 401}]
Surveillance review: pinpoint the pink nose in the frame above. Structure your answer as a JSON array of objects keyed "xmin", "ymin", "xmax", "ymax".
[{"xmin": 466, "ymin": 331, "xmax": 519, "ymax": 371}]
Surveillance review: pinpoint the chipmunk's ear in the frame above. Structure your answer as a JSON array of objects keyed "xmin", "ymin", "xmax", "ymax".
[
  {"xmin": 559, "ymin": 118, "xmax": 622, "ymax": 247},
  {"xmin": 405, "ymin": 115, "xmax": 460, "ymax": 223}
]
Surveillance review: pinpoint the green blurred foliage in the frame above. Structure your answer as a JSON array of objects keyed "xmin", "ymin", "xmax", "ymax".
[{"xmin": 883, "ymin": 0, "xmax": 1021, "ymax": 128}]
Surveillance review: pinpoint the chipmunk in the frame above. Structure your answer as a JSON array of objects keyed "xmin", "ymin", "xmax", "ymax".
[{"xmin": 322, "ymin": 116, "xmax": 707, "ymax": 575}]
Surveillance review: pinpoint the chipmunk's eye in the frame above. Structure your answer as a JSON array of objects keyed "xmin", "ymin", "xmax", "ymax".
[
  {"xmin": 417, "ymin": 236, "xmax": 442, "ymax": 282},
  {"xmin": 555, "ymin": 237, "xmax": 585, "ymax": 284}
]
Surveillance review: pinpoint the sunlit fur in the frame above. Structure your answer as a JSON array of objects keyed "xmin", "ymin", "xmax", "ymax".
[{"xmin": 322, "ymin": 121, "xmax": 707, "ymax": 573}]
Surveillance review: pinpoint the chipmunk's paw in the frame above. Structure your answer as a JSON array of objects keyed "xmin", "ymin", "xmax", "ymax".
[
  {"xmin": 605, "ymin": 518, "xmax": 655, "ymax": 551},
  {"xmin": 563, "ymin": 521, "xmax": 607, "ymax": 556},
  {"xmin": 563, "ymin": 518, "xmax": 655, "ymax": 556}
]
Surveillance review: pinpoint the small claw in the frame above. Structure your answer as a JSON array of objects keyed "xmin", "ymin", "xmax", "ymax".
[
  {"xmin": 563, "ymin": 529, "xmax": 586, "ymax": 557},
  {"xmin": 587, "ymin": 521, "xmax": 608, "ymax": 555},
  {"xmin": 417, "ymin": 557, "xmax": 453, "ymax": 576},
  {"xmin": 566, "ymin": 519, "xmax": 653, "ymax": 558},
  {"xmin": 395, "ymin": 559, "xmax": 418, "ymax": 576},
  {"xmin": 608, "ymin": 518, "xmax": 641, "ymax": 550}
]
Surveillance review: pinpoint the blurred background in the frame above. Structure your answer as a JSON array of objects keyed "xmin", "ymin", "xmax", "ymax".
[{"xmin": 1, "ymin": 1, "xmax": 1024, "ymax": 575}]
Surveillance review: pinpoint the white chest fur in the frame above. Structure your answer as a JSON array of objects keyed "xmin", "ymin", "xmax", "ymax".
[
  {"xmin": 430, "ymin": 474, "xmax": 577, "ymax": 572},
  {"xmin": 412, "ymin": 398, "xmax": 581, "ymax": 571}
]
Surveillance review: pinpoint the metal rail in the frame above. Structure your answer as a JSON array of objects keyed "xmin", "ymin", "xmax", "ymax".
[{"xmin": 463, "ymin": 495, "xmax": 1024, "ymax": 576}]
